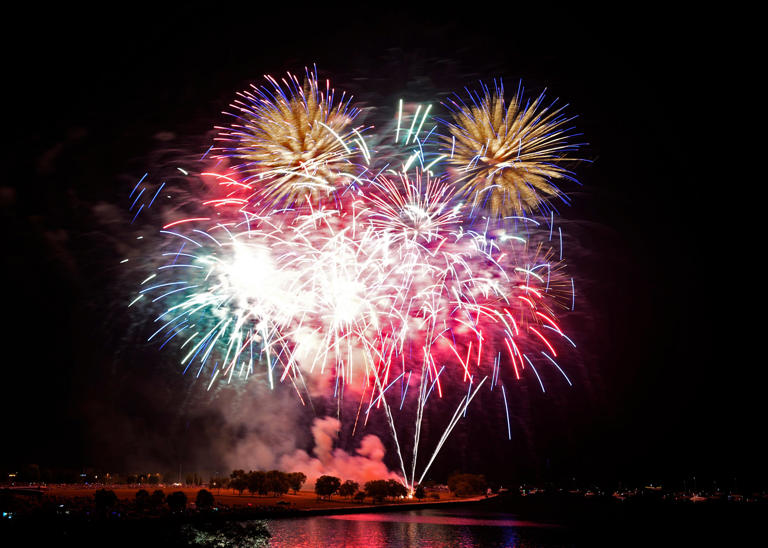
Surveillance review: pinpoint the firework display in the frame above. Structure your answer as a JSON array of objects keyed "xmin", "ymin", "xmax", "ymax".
[
  {"xmin": 440, "ymin": 80, "xmax": 580, "ymax": 218},
  {"xmin": 128, "ymin": 68, "xmax": 582, "ymax": 489}
]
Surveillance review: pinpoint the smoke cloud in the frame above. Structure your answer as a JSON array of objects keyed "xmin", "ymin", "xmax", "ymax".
[
  {"xmin": 278, "ymin": 416, "xmax": 401, "ymax": 487},
  {"xmin": 222, "ymin": 399, "xmax": 401, "ymax": 488}
]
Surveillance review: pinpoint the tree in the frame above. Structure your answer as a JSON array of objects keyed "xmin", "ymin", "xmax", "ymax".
[
  {"xmin": 364, "ymin": 480, "xmax": 390, "ymax": 503},
  {"xmin": 386, "ymin": 479, "xmax": 408, "ymax": 500},
  {"xmin": 209, "ymin": 476, "xmax": 228, "ymax": 494},
  {"xmin": 196, "ymin": 489, "xmax": 215, "ymax": 510},
  {"xmin": 339, "ymin": 480, "xmax": 359, "ymax": 499},
  {"xmin": 353, "ymin": 491, "xmax": 366, "ymax": 503},
  {"xmin": 265, "ymin": 470, "xmax": 290, "ymax": 496},
  {"xmin": 229, "ymin": 470, "xmax": 248, "ymax": 495},
  {"xmin": 287, "ymin": 472, "xmax": 307, "ymax": 494},
  {"xmin": 167, "ymin": 491, "xmax": 188, "ymax": 512},
  {"xmin": 185, "ymin": 472, "xmax": 203, "ymax": 486},
  {"xmin": 314, "ymin": 475, "xmax": 341, "ymax": 500},
  {"xmin": 94, "ymin": 489, "xmax": 117, "ymax": 510},
  {"xmin": 247, "ymin": 470, "xmax": 266, "ymax": 495},
  {"xmin": 447, "ymin": 473, "xmax": 486, "ymax": 497},
  {"xmin": 414, "ymin": 485, "xmax": 426, "ymax": 501},
  {"xmin": 135, "ymin": 489, "xmax": 150, "ymax": 509}
]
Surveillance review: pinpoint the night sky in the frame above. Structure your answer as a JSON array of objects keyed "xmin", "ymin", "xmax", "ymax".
[{"xmin": 3, "ymin": 8, "xmax": 757, "ymax": 487}]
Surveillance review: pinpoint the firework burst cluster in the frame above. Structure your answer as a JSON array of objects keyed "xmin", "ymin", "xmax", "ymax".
[{"xmin": 128, "ymin": 67, "xmax": 583, "ymax": 487}]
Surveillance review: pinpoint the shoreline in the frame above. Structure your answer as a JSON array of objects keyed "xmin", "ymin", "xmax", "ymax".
[
  {"xmin": 2, "ymin": 484, "xmax": 489, "ymax": 514},
  {"xmin": 272, "ymin": 494, "xmax": 492, "ymax": 518},
  {"xmin": 1, "ymin": 485, "xmax": 491, "ymax": 523},
  {"xmin": 1, "ymin": 490, "xmax": 493, "ymax": 546}
]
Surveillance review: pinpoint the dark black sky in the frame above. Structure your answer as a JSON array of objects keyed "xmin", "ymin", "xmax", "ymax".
[{"xmin": 2, "ymin": 7, "xmax": 757, "ymax": 486}]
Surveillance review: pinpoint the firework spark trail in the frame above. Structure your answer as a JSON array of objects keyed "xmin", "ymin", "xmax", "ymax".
[{"xmin": 129, "ymin": 72, "xmax": 582, "ymax": 490}]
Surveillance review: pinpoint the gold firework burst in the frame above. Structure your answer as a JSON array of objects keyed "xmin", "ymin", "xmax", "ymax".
[
  {"xmin": 442, "ymin": 86, "xmax": 578, "ymax": 218},
  {"xmin": 216, "ymin": 70, "xmax": 360, "ymax": 207}
]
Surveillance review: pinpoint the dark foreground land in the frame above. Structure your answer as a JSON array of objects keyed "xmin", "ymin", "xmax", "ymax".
[
  {"xmin": 2, "ymin": 489, "xmax": 766, "ymax": 546},
  {"xmin": 0, "ymin": 488, "xmax": 484, "ymax": 546},
  {"xmin": 481, "ymin": 492, "xmax": 767, "ymax": 547}
]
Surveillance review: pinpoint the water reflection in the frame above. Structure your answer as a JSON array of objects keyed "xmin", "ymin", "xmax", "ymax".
[
  {"xmin": 265, "ymin": 508, "xmax": 564, "ymax": 547},
  {"xmin": 329, "ymin": 511, "xmax": 555, "ymax": 527}
]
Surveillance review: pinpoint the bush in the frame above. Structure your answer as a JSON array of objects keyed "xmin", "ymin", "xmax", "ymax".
[
  {"xmin": 135, "ymin": 489, "xmax": 150, "ymax": 509},
  {"xmin": 196, "ymin": 489, "xmax": 215, "ymax": 510},
  {"xmin": 150, "ymin": 489, "xmax": 166, "ymax": 507},
  {"xmin": 180, "ymin": 520, "xmax": 271, "ymax": 547},
  {"xmin": 167, "ymin": 491, "xmax": 188, "ymax": 512},
  {"xmin": 94, "ymin": 489, "xmax": 117, "ymax": 509}
]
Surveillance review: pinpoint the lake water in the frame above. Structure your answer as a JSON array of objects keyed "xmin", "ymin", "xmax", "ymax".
[{"xmin": 264, "ymin": 508, "xmax": 572, "ymax": 547}]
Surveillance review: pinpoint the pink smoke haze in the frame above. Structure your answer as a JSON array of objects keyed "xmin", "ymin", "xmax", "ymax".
[{"xmin": 279, "ymin": 416, "xmax": 401, "ymax": 487}]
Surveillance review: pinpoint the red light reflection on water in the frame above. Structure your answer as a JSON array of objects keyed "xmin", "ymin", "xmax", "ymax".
[
  {"xmin": 266, "ymin": 511, "xmax": 562, "ymax": 547},
  {"xmin": 328, "ymin": 513, "xmax": 557, "ymax": 528}
]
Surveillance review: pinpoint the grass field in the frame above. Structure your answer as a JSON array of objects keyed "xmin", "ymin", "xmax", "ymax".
[{"xmin": 40, "ymin": 485, "xmax": 476, "ymax": 511}]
